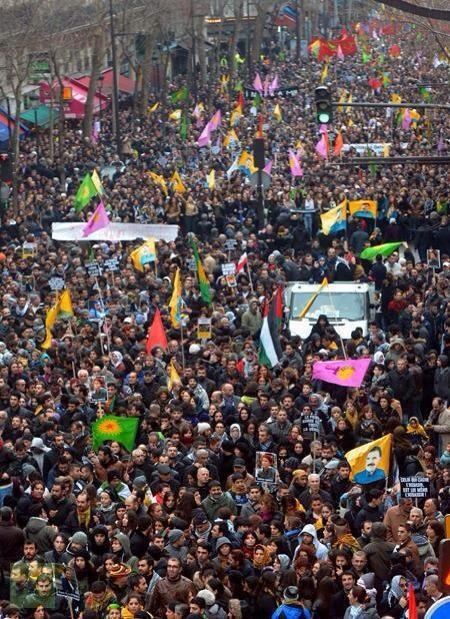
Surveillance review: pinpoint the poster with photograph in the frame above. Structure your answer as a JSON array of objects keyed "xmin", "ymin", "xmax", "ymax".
[
  {"xmin": 427, "ymin": 249, "xmax": 441, "ymax": 269},
  {"xmin": 255, "ymin": 452, "xmax": 279, "ymax": 487},
  {"xmin": 10, "ymin": 561, "xmax": 80, "ymax": 610}
]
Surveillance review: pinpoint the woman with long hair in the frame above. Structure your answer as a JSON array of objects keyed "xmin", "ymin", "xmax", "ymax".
[
  {"xmin": 254, "ymin": 570, "xmax": 279, "ymax": 617},
  {"xmin": 426, "ymin": 519, "xmax": 445, "ymax": 554},
  {"xmin": 312, "ymin": 576, "xmax": 335, "ymax": 619}
]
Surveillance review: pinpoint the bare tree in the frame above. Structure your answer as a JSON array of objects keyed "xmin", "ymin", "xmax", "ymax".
[{"xmin": 229, "ymin": 0, "xmax": 244, "ymax": 77}]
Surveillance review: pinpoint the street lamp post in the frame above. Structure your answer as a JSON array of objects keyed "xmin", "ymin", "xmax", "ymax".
[{"xmin": 108, "ymin": 0, "xmax": 122, "ymax": 158}]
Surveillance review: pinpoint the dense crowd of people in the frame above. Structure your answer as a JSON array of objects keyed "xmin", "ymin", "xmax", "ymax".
[{"xmin": 0, "ymin": 13, "xmax": 448, "ymax": 619}]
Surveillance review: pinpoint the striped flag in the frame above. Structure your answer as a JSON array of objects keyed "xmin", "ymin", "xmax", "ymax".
[{"xmin": 258, "ymin": 288, "xmax": 283, "ymax": 368}]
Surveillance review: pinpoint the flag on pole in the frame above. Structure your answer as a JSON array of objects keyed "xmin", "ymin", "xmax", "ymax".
[
  {"xmin": 226, "ymin": 156, "xmax": 239, "ymax": 178},
  {"xmin": 298, "ymin": 278, "xmax": 329, "ymax": 318},
  {"xmin": 288, "ymin": 149, "xmax": 303, "ymax": 177},
  {"xmin": 348, "ymin": 199, "xmax": 377, "ymax": 219},
  {"xmin": 130, "ymin": 239, "xmax": 157, "ymax": 271},
  {"xmin": 359, "ymin": 242, "xmax": 403, "ymax": 260},
  {"xmin": 148, "ymin": 172, "xmax": 168, "ymax": 195},
  {"xmin": 58, "ymin": 290, "xmax": 74, "ymax": 319},
  {"xmin": 146, "ymin": 307, "xmax": 168, "ymax": 352},
  {"xmin": 167, "ymin": 359, "xmax": 181, "ymax": 391},
  {"xmin": 92, "ymin": 415, "xmax": 139, "ymax": 452},
  {"xmin": 337, "ymin": 45, "xmax": 345, "ymax": 60},
  {"xmin": 74, "ymin": 174, "xmax": 97, "ymax": 212},
  {"xmin": 169, "ymin": 109, "xmax": 182, "ymax": 121},
  {"xmin": 91, "ymin": 169, "xmax": 104, "ymax": 195},
  {"xmin": 313, "ymin": 357, "xmax": 371, "ymax": 387},
  {"xmin": 170, "ymin": 170, "xmax": 187, "ymax": 194},
  {"xmin": 320, "ymin": 202, "xmax": 347, "ymax": 235},
  {"xmin": 258, "ymin": 288, "xmax": 283, "ymax": 368},
  {"xmin": 42, "ymin": 290, "xmax": 74, "ymax": 349},
  {"xmin": 253, "ymin": 72, "xmax": 263, "ymax": 94},
  {"xmin": 268, "ymin": 75, "xmax": 279, "ymax": 95},
  {"xmin": 197, "ymin": 122, "xmax": 212, "ymax": 147},
  {"xmin": 236, "ymin": 252, "xmax": 248, "ymax": 274},
  {"xmin": 263, "ymin": 160, "xmax": 273, "ymax": 175},
  {"xmin": 170, "ymin": 86, "xmax": 189, "ymax": 103},
  {"xmin": 334, "ymin": 132, "xmax": 344, "ymax": 156},
  {"xmin": 147, "ymin": 102, "xmax": 159, "ymax": 115},
  {"xmin": 190, "ymin": 238, "xmax": 212, "ymax": 305},
  {"xmin": 209, "ymin": 110, "xmax": 222, "ymax": 131},
  {"xmin": 206, "ymin": 169, "xmax": 215, "ymax": 190},
  {"xmin": 391, "ymin": 93, "xmax": 402, "ymax": 104},
  {"xmin": 320, "ymin": 63, "xmax": 329, "ymax": 83},
  {"xmin": 315, "ymin": 134, "xmax": 329, "ymax": 159},
  {"xmin": 169, "ymin": 268, "xmax": 182, "ymax": 328},
  {"xmin": 273, "ymin": 103, "xmax": 282, "ymax": 122},
  {"xmin": 408, "ymin": 584, "xmax": 417, "ymax": 619},
  {"xmin": 345, "ymin": 435, "xmax": 392, "ymax": 484},
  {"xmin": 402, "ymin": 108, "xmax": 412, "ymax": 130},
  {"xmin": 82, "ymin": 201, "xmax": 110, "ymax": 237}
]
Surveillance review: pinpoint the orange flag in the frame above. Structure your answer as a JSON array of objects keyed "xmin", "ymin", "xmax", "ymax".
[{"xmin": 334, "ymin": 132, "xmax": 344, "ymax": 156}]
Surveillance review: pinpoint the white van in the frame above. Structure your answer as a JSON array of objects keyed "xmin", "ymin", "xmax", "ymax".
[{"xmin": 286, "ymin": 282, "xmax": 375, "ymax": 340}]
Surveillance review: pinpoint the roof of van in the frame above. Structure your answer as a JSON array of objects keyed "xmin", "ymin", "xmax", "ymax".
[{"xmin": 287, "ymin": 282, "xmax": 373, "ymax": 293}]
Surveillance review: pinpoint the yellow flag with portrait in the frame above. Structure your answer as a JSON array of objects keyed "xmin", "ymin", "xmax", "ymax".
[{"xmin": 345, "ymin": 435, "xmax": 391, "ymax": 485}]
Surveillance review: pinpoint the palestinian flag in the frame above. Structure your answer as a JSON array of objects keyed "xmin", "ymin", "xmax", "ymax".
[{"xmin": 258, "ymin": 287, "xmax": 283, "ymax": 368}]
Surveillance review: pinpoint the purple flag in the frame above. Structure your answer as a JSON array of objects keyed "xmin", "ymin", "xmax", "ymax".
[
  {"xmin": 253, "ymin": 72, "xmax": 263, "ymax": 94},
  {"xmin": 83, "ymin": 201, "xmax": 110, "ymax": 237},
  {"xmin": 402, "ymin": 108, "xmax": 412, "ymax": 131},
  {"xmin": 268, "ymin": 75, "xmax": 279, "ymax": 96},
  {"xmin": 197, "ymin": 122, "xmax": 212, "ymax": 147},
  {"xmin": 209, "ymin": 110, "xmax": 222, "ymax": 131},
  {"xmin": 315, "ymin": 135, "xmax": 328, "ymax": 159},
  {"xmin": 263, "ymin": 160, "xmax": 273, "ymax": 175}
]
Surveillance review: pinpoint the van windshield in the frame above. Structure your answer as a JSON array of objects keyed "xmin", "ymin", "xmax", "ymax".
[{"xmin": 290, "ymin": 291, "xmax": 366, "ymax": 321}]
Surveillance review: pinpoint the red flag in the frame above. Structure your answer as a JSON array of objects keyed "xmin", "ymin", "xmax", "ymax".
[
  {"xmin": 257, "ymin": 114, "xmax": 264, "ymax": 137},
  {"xmin": 334, "ymin": 132, "xmax": 344, "ymax": 156},
  {"xmin": 388, "ymin": 44, "xmax": 401, "ymax": 57},
  {"xmin": 368, "ymin": 77, "xmax": 382, "ymax": 90},
  {"xmin": 407, "ymin": 584, "xmax": 417, "ymax": 619},
  {"xmin": 237, "ymin": 92, "xmax": 245, "ymax": 109},
  {"xmin": 146, "ymin": 308, "xmax": 168, "ymax": 353}
]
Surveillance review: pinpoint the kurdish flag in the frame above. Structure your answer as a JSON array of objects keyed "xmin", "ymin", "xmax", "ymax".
[
  {"xmin": 170, "ymin": 86, "xmax": 189, "ymax": 103},
  {"xmin": 259, "ymin": 287, "xmax": 283, "ymax": 368},
  {"xmin": 41, "ymin": 290, "xmax": 74, "ymax": 349},
  {"xmin": 320, "ymin": 201, "xmax": 347, "ymax": 235},
  {"xmin": 190, "ymin": 238, "xmax": 212, "ymax": 304},
  {"xmin": 345, "ymin": 435, "xmax": 392, "ymax": 484},
  {"xmin": 167, "ymin": 359, "xmax": 181, "ymax": 391},
  {"xmin": 83, "ymin": 201, "xmax": 110, "ymax": 237},
  {"xmin": 92, "ymin": 415, "xmax": 139, "ymax": 452},
  {"xmin": 348, "ymin": 199, "xmax": 377, "ymax": 219},
  {"xmin": 74, "ymin": 173, "xmax": 98, "ymax": 212},
  {"xmin": 360, "ymin": 242, "xmax": 403, "ymax": 260},
  {"xmin": 312, "ymin": 357, "xmax": 371, "ymax": 387}
]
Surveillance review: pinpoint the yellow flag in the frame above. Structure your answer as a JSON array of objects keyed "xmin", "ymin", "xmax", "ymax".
[
  {"xmin": 130, "ymin": 239, "xmax": 157, "ymax": 272},
  {"xmin": 230, "ymin": 106, "xmax": 243, "ymax": 126},
  {"xmin": 337, "ymin": 90, "xmax": 347, "ymax": 112},
  {"xmin": 224, "ymin": 129, "xmax": 239, "ymax": 148},
  {"xmin": 42, "ymin": 328, "xmax": 53, "ymax": 350},
  {"xmin": 169, "ymin": 268, "xmax": 182, "ymax": 328},
  {"xmin": 59, "ymin": 290, "xmax": 73, "ymax": 317},
  {"xmin": 167, "ymin": 359, "xmax": 181, "ymax": 391},
  {"xmin": 391, "ymin": 93, "xmax": 402, "ymax": 104},
  {"xmin": 320, "ymin": 63, "xmax": 328, "ymax": 83},
  {"xmin": 383, "ymin": 143, "xmax": 390, "ymax": 157},
  {"xmin": 348, "ymin": 200, "xmax": 377, "ymax": 219},
  {"xmin": 273, "ymin": 103, "xmax": 282, "ymax": 122},
  {"xmin": 207, "ymin": 169, "xmax": 215, "ymax": 190},
  {"xmin": 298, "ymin": 278, "xmax": 329, "ymax": 319},
  {"xmin": 345, "ymin": 93, "xmax": 353, "ymax": 113},
  {"xmin": 148, "ymin": 172, "xmax": 168, "ymax": 196},
  {"xmin": 346, "ymin": 435, "xmax": 392, "ymax": 484},
  {"xmin": 320, "ymin": 201, "xmax": 347, "ymax": 235},
  {"xmin": 147, "ymin": 102, "xmax": 159, "ymax": 115},
  {"xmin": 170, "ymin": 170, "xmax": 186, "ymax": 194},
  {"xmin": 169, "ymin": 109, "xmax": 181, "ymax": 121},
  {"xmin": 91, "ymin": 169, "xmax": 104, "ymax": 195}
]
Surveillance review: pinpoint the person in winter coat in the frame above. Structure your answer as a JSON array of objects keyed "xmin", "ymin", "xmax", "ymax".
[
  {"xmin": 23, "ymin": 505, "xmax": 57, "ymax": 553},
  {"xmin": 0, "ymin": 506, "xmax": 25, "ymax": 571},
  {"xmin": 433, "ymin": 355, "xmax": 450, "ymax": 402},
  {"xmin": 272, "ymin": 585, "xmax": 311, "ymax": 619},
  {"xmin": 111, "ymin": 531, "xmax": 139, "ymax": 570},
  {"xmin": 294, "ymin": 524, "xmax": 328, "ymax": 561},
  {"xmin": 379, "ymin": 575, "xmax": 408, "ymax": 619},
  {"xmin": 363, "ymin": 523, "xmax": 395, "ymax": 586},
  {"xmin": 201, "ymin": 480, "xmax": 237, "ymax": 520},
  {"xmin": 343, "ymin": 586, "xmax": 380, "ymax": 619},
  {"xmin": 426, "ymin": 397, "xmax": 450, "ymax": 456}
]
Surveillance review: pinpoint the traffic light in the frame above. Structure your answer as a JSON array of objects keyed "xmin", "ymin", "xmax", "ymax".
[
  {"xmin": 438, "ymin": 538, "xmax": 450, "ymax": 595},
  {"xmin": 315, "ymin": 86, "xmax": 332, "ymax": 125}
]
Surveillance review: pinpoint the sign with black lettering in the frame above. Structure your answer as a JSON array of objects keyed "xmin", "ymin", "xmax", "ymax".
[
  {"xmin": 48, "ymin": 277, "xmax": 65, "ymax": 291},
  {"xmin": 399, "ymin": 476, "xmax": 430, "ymax": 499},
  {"xmin": 104, "ymin": 257, "xmax": 119, "ymax": 272},
  {"xmin": 225, "ymin": 239, "xmax": 237, "ymax": 250},
  {"xmin": 221, "ymin": 263, "xmax": 236, "ymax": 276},
  {"xmin": 302, "ymin": 414, "xmax": 321, "ymax": 435},
  {"xmin": 244, "ymin": 86, "xmax": 299, "ymax": 99},
  {"xmin": 86, "ymin": 262, "xmax": 102, "ymax": 277}
]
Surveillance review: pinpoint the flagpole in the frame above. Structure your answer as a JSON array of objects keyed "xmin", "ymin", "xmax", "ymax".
[
  {"xmin": 180, "ymin": 321, "xmax": 186, "ymax": 371},
  {"xmin": 246, "ymin": 260, "xmax": 255, "ymax": 294},
  {"xmin": 95, "ymin": 276, "xmax": 111, "ymax": 356}
]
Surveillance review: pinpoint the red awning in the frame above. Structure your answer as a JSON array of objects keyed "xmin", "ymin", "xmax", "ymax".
[
  {"xmin": 78, "ymin": 68, "xmax": 136, "ymax": 95},
  {"xmin": 39, "ymin": 77, "xmax": 108, "ymax": 120}
]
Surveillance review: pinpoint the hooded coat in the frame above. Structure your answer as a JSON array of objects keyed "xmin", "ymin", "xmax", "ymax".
[
  {"xmin": 294, "ymin": 524, "xmax": 328, "ymax": 560},
  {"xmin": 23, "ymin": 516, "xmax": 57, "ymax": 553}
]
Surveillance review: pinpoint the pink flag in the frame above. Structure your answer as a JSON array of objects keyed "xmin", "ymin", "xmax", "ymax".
[
  {"xmin": 253, "ymin": 72, "xmax": 263, "ymax": 94},
  {"xmin": 288, "ymin": 149, "xmax": 303, "ymax": 177},
  {"xmin": 82, "ymin": 201, "xmax": 110, "ymax": 237},
  {"xmin": 437, "ymin": 134, "xmax": 444, "ymax": 153},
  {"xmin": 268, "ymin": 75, "xmax": 279, "ymax": 95},
  {"xmin": 315, "ymin": 135, "xmax": 328, "ymax": 159},
  {"xmin": 263, "ymin": 75, "xmax": 270, "ymax": 97},
  {"xmin": 312, "ymin": 358, "xmax": 371, "ymax": 387},
  {"xmin": 91, "ymin": 121, "xmax": 99, "ymax": 144},
  {"xmin": 197, "ymin": 122, "xmax": 212, "ymax": 147},
  {"xmin": 402, "ymin": 108, "xmax": 411, "ymax": 131},
  {"xmin": 209, "ymin": 110, "xmax": 222, "ymax": 131},
  {"xmin": 337, "ymin": 45, "xmax": 345, "ymax": 60},
  {"xmin": 263, "ymin": 160, "xmax": 273, "ymax": 175}
]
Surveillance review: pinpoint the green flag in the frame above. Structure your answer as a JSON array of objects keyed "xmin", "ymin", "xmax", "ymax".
[
  {"xmin": 170, "ymin": 86, "xmax": 189, "ymax": 104},
  {"xmin": 234, "ymin": 80, "xmax": 243, "ymax": 92},
  {"xmin": 360, "ymin": 242, "xmax": 403, "ymax": 261},
  {"xmin": 419, "ymin": 86, "xmax": 431, "ymax": 101},
  {"xmin": 180, "ymin": 114, "xmax": 188, "ymax": 140},
  {"xmin": 92, "ymin": 415, "xmax": 139, "ymax": 452},
  {"xmin": 361, "ymin": 51, "xmax": 371, "ymax": 63},
  {"xmin": 74, "ymin": 174, "xmax": 97, "ymax": 212},
  {"xmin": 254, "ymin": 93, "xmax": 262, "ymax": 108},
  {"xmin": 190, "ymin": 237, "xmax": 212, "ymax": 304}
]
